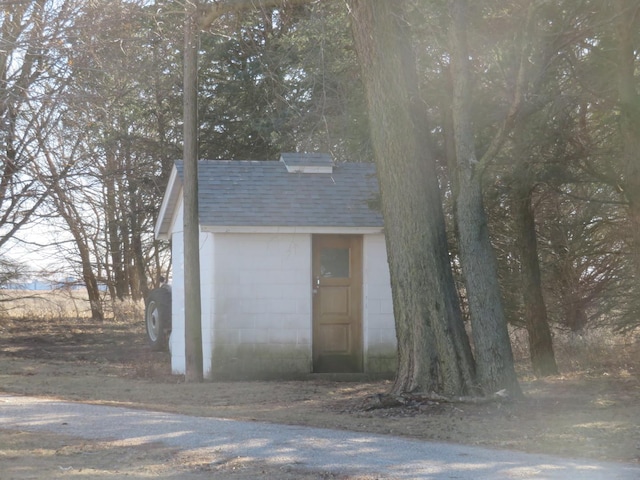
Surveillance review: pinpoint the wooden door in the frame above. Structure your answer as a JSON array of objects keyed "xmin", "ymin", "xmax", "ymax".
[{"xmin": 312, "ymin": 235, "xmax": 363, "ymax": 373}]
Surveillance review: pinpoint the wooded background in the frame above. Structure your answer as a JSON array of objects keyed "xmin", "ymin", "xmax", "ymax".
[{"xmin": 1, "ymin": 0, "xmax": 638, "ymax": 392}]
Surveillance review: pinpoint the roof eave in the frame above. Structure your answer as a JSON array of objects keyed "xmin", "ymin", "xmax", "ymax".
[
  {"xmin": 154, "ymin": 165, "xmax": 181, "ymax": 240},
  {"xmin": 200, "ymin": 225, "xmax": 384, "ymax": 234}
]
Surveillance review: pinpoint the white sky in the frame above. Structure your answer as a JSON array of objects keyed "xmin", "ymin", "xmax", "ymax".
[{"xmin": 3, "ymin": 223, "xmax": 76, "ymax": 277}]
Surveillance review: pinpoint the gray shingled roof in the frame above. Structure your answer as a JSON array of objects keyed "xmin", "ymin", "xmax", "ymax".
[{"xmin": 174, "ymin": 159, "xmax": 382, "ymax": 228}]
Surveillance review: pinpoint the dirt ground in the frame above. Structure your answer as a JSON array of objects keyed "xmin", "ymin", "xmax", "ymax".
[{"xmin": 0, "ymin": 313, "xmax": 639, "ymax": 479}]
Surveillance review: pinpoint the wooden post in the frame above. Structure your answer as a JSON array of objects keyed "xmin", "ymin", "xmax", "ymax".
[
  {"xmin": 179, "ymin": 0, "xmax": 307, "ymax": 382},
  {"xmin": 183, "ymin": 2, "xmax": 203, "ymax": 382}
]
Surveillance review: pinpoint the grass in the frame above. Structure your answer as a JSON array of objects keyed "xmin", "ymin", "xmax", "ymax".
[
  {"xmin": 0, "ymin": 289, "xmax": 144, "ymax": 323},
  {"xmin": 0, "ymin": 295, "xmax": 639, "ymax": 465},
  {"xmin": 509, "ymin": 325, "xmax": 639, "ymax": 378}
]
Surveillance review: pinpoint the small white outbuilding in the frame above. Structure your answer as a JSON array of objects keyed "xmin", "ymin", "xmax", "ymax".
[{"xmin": 154, "ymin": 153, "xmax": 396, "ymax": 379}]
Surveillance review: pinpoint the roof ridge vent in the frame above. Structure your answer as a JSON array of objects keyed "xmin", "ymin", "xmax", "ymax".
[{"xmin": 280, "ymin": 152, "xmax": 333, "ymax": 173}]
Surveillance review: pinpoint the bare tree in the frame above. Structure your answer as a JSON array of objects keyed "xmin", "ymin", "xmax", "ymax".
[
  {"xmin": 1, "ymin": 1, "xmax": 67, "ymax": 250},
  {"xmin": 49, "ymin": 0, "xmax": 178, "ymax": 303},
  {"xmin": 40, "ymin": 150, "xmax": 105, "ymax": 321}
]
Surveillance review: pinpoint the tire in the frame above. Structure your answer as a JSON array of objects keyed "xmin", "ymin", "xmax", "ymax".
[{"xmin": 145, "ymin": 287, "xmax": 172, "ymax": 351}]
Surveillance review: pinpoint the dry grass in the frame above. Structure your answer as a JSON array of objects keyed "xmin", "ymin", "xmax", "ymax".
[
  {"xmin": 510, "ymin": 325, "xmax": 639, "ymax": 377},
  {"xmin": 1, "ymin": 289, "xmax": 637, "ymax": 378},
  {"xmin": 0, "ymin": 289, "xmax": 144, "ymax": 323},
  {"xmin": 0, "ymin": 289, "xmax": 93, "ymax": 319},
  {"xmin": 1, "ymin": 292, "xmax": 639, "ymax": 475},
  {"xmin": 552, "ymin": 328, "xmax": 639, "ymax": 373}
]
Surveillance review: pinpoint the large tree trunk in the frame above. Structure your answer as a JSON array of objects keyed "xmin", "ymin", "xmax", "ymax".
[
  {"xmin": 447, "ymin": 0, "xmax": 521, "ymax": 395},
  {"xmin": 349, "ymin": 0, "xmax": 476, "ymax": 396},
  {"xmin": 614, "ymin": 0, "xmax": 640, "ymax": 282},
  {"xmin": 513, "ymin": 182, "xmax": 558, "ymax": 375}
]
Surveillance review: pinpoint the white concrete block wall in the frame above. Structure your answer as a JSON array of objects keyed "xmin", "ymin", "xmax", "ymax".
[
  {"xmin": 210, "ymin": 233, "xmax": 312, "ymax": 378},
  {"xmin": 169, "ymin": 204, "xmax": 186, "ymax": 374},
  {"xmin": 167, "ymin": 221, "xmax": 396, "ymax": 378},
  {"xmin": 363, "ymin": 234, "xmax": 396, "ymax": 374},
  {"xmin": 168, "ymin": 204, "xmax": 215, "ymax": 377},
  {"xmin": 200, "ymin": 232, "xmax": 215, "ymax": 378}
]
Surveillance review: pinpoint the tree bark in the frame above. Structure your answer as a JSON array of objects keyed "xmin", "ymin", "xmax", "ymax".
[
  {"xmin": 183, "ymin": 3, "xmax": 203, "ymax": 382},
  {"xmin": 613, "ymin": 0, "xmax": 640, "ymax": 282},
  {"xmin": 74, "ymin": 229, "xmax": 105, "ymax": 322},
  {"xmin": 549, "ymin": 222, "xmax": 588, "ymax": 332},
  {"xmin": 447, "ymin": 0, "xmax": 521, "ymax": 395},
  {"xmin": 349, "ymin": 0, "xmax": 477, "ymax": 396},
  {"xmin": 129, "ymin": 190, "xmax": 148, "ymax": 301},
  {"xmin": 513, "ymin": 181, "xmax": 558, "ymax": 375},
  {"xmin": 104, "ymin": 151, "xmax": 127, "ymax": 300}
]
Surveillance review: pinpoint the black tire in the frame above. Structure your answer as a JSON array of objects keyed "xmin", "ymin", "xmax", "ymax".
[{"xmin": 145, "ymin": 287, "xmax": 172, "ymax": 351}]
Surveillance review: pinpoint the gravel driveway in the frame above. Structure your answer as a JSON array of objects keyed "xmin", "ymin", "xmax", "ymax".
[{"xmin": 0, "ymin": 394, "xmax": 638, "ymax": 479}]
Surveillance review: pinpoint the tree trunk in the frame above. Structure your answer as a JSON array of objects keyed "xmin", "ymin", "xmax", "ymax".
[
  {"xmin": 447, "ymin": 0, "xmax": 521, "ymax": 395},
  {"xmin": 183, "ymin": 3, "xmax": 203, "ymax": 382},
  {"xmin": 514, "ymin": 183, "xmax": 558, "ymax": 376},
  {"xmin": 130, "ymin": 197, "xmax": 148, "ymax": 301},
  {"xmin": 349, "ymin": 0, "xmax": 477, "ymax": 396},
  {"xmin": 549, "ymin": 221, "xmax": 589, "ymax": 332},
  {"xmin": 76, "ymin": 232, "xmax": 105, "ymax": 322},
  {"xmin": 614, "ymin": 0, "xmax": 640, "ymax": 282},
  {"xmin": 48, "ymin": 176, "xmax": 105, "ymax": 322},
  {"xmin": 104, "ymin": 152, "xmax": 127, "ymax": 300},
  {"xmin": 117, "ymin": 156, "xmax": 133, "ymax": 299}
]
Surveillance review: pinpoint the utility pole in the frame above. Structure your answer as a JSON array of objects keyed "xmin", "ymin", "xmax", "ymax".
[
  {"xmin": 183, "ymin": 1, "xmax": 203, "ymax": 382},
  {"xmin": 180, "ymin": 0, "xmax": 307, "ymax": 382}
]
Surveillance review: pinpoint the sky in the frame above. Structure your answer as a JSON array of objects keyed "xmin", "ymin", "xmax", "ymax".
[{"xmin": 3, "ymin": 223, "xmax": 76, "ymax": 278}]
